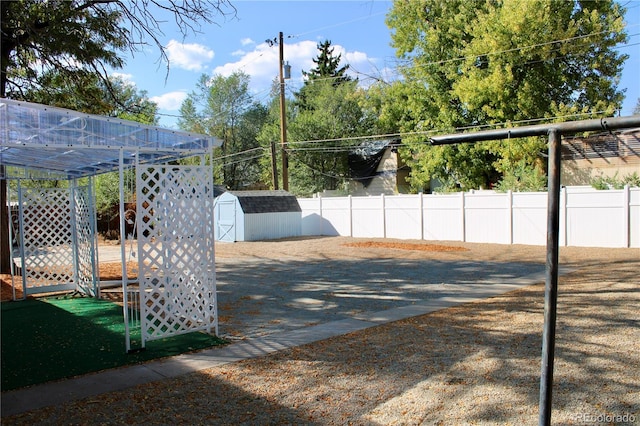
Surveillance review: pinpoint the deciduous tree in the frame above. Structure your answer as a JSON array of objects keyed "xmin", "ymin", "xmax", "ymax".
[
  {"xmin": 387, "ymin": 0, "xmax": 628, "ymax": 192},
  {"xmin": 1, "ymin": 0, "xmax": 235, "ymax": 100},
  {"xmin": 286, "ymin": 41, "xmax": 374, "ymax": 196},
  {"xmin": 288, "ymin": 79, "xmax": 373, "ymax": 196},
  {"xmin": 179, "ymin": 72, "xmax": 268, "ymax": 189}
]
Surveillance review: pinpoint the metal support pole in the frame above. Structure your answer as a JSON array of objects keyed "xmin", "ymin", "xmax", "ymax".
[
  {"xmin": 0, "ymin": 166, "xmax": 10, "ymax": 274},
  {"xmin": 539, "ymin": 129, "xmax": 562, "ymax": 426},
  {"xmin": 88, "ymin": 176, "xmax": 99, "ymax": 298},
  {"xmin": 428, "ymin": 114, "xmax": 640, "ymax": 424},
  {"xmin": 17, "ymin": 180, "xmax": 27, "ymax": 300},
  {"xmin": 70, "ymin": 179, "xmax": 80, "ymax": 293},
  {"xmin": 7, "ymin": 182, "xmax": 16, "ymax": 300},
  {"xmin": 119, "ymin": 149, "xmax": 132, "ymax": 352}
]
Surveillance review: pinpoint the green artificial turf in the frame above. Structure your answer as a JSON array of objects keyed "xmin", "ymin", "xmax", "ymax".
[{"xmin": 1, "ymin": 296, "xmax": 225, "ymax": 391}]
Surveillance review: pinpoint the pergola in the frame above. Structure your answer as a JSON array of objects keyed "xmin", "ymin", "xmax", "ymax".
[{"xmin": 0, "ymin": 98, "xmax": 222, "ymax": 351}]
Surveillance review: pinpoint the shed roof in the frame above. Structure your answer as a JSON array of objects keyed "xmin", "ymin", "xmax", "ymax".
[
  {"xmin": 227, "ymin": 190, "xmax": 301, "ymax": 213},
  {"xmin": 0, "ymin": 98, "xmax": 221, "ymax": 180}
]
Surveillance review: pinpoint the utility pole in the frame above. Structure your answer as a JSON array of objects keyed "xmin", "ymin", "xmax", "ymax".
[
  {"xmin": 270, "ymin": 140, "xmax": 279, "ymax": 190},
  {"xmin": 278, "ymin": 31, "xmax": 289, "ymax": 191}
]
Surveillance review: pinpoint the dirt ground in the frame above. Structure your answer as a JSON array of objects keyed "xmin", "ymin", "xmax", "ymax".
[
  {"xmin": 2, "ymin": 237, "xmax": 639, "ymax": 425},
  {"xmin": 2, "ymin": 237, "xmax": 640, "ymax": 426},
  {"xmin": 2, "ymin": 236, "xmax": 636, "ymax": 303}
]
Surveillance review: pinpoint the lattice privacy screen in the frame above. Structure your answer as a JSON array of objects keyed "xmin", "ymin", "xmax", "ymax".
[
  {"xmin": 136, "ymin": 165, "xmax": 217, "ymax": 344},
  {"xmin": 18, "ymin": 184, "xmax": 97, "ymax": 296},
  {"xmin": 72, "ymin": 184, "xmax": 98, "ymax": 296}
]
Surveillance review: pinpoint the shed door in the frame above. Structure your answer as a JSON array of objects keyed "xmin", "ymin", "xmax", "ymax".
[{"xmin": 216, "ymin": 198, "xmax": 236, "ymax": 242}]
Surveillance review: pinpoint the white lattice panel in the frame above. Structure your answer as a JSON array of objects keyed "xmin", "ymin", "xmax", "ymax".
[
  {"xmin": 21, "ymin": 187, "xmax": 75, "ymax": 292},
  {"xmin": 18, "ymin": 185, "xmax": 98, "ymax": 296},
  {"xmin": 73, "ymin": 185, "xmax": 98, "ymax": 296},
  {"xmin": 136, "ymin": 165, "xmax": 217, "ymax": 343}
]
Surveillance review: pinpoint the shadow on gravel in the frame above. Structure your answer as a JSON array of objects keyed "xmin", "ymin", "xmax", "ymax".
[{"xmin": 215, "ymin": 257, "xmax": 544, "ymax": 339}]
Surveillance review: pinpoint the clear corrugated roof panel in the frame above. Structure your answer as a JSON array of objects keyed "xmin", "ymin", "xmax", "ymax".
[{"xmin": 0, "ymin": 98, "xmax": 221, "ymax": 179}]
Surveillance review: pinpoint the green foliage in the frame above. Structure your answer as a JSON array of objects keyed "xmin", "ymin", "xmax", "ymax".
[
  {"xmin": 288, "ymin": 79, "xmax": 375, "ymax": 196},
  {"xmin": 24, "ymin": 73, "xmax": 158, "ymax": 122},
  {"xmin": 179, "ymin": 72, "xmax": 268, "ymax": 189},
  {"xmin": 356, "ymin": 80, "xmax": 414, "ymax": 137},
  {"xmin": 296, "ymin": 40, "xmax": 352, "ymax": 110},
  {"xmin": 386, "ymin": 0, "xmax": 628, "ymax": 192},
  {"xmin": 1, "ymin": 0, "xmax": 126, "ymax": 97},
  {"xmin": 590, "ymin": 172, "xmax": 640, "ymax": 190},
  {"xmin": 302, "ymin": 40, "xmax": 351, "ymax": 82},
  {"xmin": 281, "ymin": 41, "xmax": 376, "ymax": 196},
  {"xmin": 1, "ymin": 0, "xmax": 235, "ymax": 100},
  {"xmin": 93, "ymin": 170, "xmax": 135, "ymax": 221},
  {"xmin": 495, "ymin": 160, "xmax": 547, "ymax": 192}
]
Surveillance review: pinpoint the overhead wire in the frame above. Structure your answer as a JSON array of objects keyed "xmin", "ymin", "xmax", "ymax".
[
  {"xmin": 152, "ymin": 25, "xmax": 639, "ymax": 122},
  {"xmin": 218, "ymin": 152, "xmax": 269, "ymax": 168},
  {"xmin": 153, "ymin": 7, "xmax": 639, "ymax": 147}
]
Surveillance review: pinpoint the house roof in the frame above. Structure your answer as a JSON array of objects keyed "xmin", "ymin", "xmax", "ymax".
[
  {"xmin": 562, "ymin": 128, "xmax": 640, "ymax": 161},
  {"xmin": 349, "ymin": 139, "xmax": 400, "ymax": 187},
  {"xmin": 226, "ymin": 190, "xmax": 301, "ymax": 213},
  {"xmin": 0, "ymin": 98, "xmax": 221, "ymax": 180}
]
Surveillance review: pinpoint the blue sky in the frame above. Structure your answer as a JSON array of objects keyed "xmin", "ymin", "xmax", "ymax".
[{"xmin": 115, "ymin": 1, "xmax": 640, "ymax": 129}]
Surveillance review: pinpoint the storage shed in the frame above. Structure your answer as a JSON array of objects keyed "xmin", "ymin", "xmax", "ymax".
[{"xmin": 214, "ymin": 190, "xmax": 301, "ymax": 242}]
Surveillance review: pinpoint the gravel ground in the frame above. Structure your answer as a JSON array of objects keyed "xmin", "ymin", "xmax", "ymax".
[{"xmin": 2, "ymin": 237, "xmax": 639, "ymax": 425}]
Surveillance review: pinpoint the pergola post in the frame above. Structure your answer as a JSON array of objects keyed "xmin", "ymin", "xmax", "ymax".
[
  {"xmin": 539, "ymin": 129, "xmax": 562, "ymax": 426},
  {"xmin": 430, "ymin": 114, "xmax": 640, "ymax": 425}
]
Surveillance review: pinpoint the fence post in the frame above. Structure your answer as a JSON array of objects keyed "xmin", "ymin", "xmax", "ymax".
[
  {"xmin": 318, "ymin": 195, "xmax": 323, "ymax": 236},
  {"xmin": 381, "ymin": 193, "xmax": 386, "ymax": 238},
  {"xmin": 624, "ymin": 184, "xmax": 630, "ymax": 248},
  {"xmin": 461, "ymin": 191, "xmax": 466, "ymax": 242},
  {"xmin": 348, "ymin": 195, "xmax": 353, "ymax": 237},
  {"xmin": 508, "ymin": 190, "xmax": 514, "ymax": 244},
  {"xmin": 561, "ymin": 186, "xmax": 568, "ymax": 246},
  {"xmin": 419, "ymin": 192, "xmax": 424, "ymax": 241}
]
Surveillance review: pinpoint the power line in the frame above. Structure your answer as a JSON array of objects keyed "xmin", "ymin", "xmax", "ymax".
[
  {"xmin": 151, "ymin": 22, "xmax": 638, "ymax": 126},
  {"xmin": 284, "ymin": 109, "xmax": 615, "ymax": 149},
  {"xmin": 218, "ymin": 152, "xmax": 269, "ymax": 168},
  {"xmin": 216, "ymin": 146, "xmax": 266, "ymax": 160},
  {"xmin": 290, "ymin": 10, "xmax": 387, "ymax": 39}
]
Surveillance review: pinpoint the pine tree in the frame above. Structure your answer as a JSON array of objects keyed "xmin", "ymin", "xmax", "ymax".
[
  {"xmin": 296, "ymin": 40, "xmax": 353, "ymax": 111},
  {"xmin": 302, "ymin": 40, "xmax": 351, "ymax": 83}
]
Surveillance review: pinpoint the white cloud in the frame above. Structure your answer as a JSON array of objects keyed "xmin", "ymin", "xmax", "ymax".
[
  {"xmin": 240, "ymin": 38, "xmax": 254, "ymax": 46},
  {"xmin": 165, "ymin": 40, "xmax": 214, "ymax": 72},
  {"xmin": 345, "ymin": 51, "xmax": 369, "ymax": 66},
  {"xmin": 110, "ymin": 72, "xmax": 136, "ymax": 87},
  {"xmin": 212, "ymin": 40, "xmax": 319, "ymax": 94},
  {"xmin": 150, "ymin": 91, "xmax": 188, "ymax": 110},
  {"xmin": 110, "ymin": 72, "xmax": 134, "ymax": 82},
  {"xmin": 208, "ymin": 39, "xmax": 390, "ymax": 97}
]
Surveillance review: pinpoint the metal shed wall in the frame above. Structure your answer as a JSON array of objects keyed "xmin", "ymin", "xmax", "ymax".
[{"xmin": 214, "ymin": 190, "xmax": 302, "ymax": 242}]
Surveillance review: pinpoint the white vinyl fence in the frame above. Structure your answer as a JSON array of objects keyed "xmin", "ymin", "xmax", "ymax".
[{"xmin": 298, "ymin": 186, "xmax": 639, "ymax": 248}]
